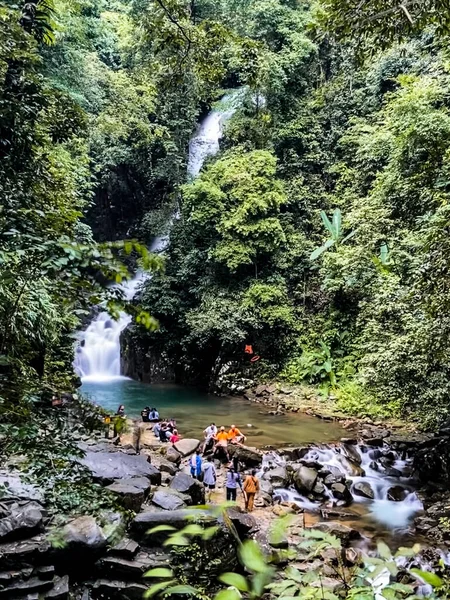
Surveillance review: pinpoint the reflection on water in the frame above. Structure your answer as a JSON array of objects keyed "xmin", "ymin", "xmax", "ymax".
[{"xmin": 81, "ymin": 380, "xmax": 346, "ymax": 447}]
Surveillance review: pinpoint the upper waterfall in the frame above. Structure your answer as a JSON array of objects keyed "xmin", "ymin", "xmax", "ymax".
[{"xmin": 73, "ymin": 90, "xmax": 242, "ymax": 382}]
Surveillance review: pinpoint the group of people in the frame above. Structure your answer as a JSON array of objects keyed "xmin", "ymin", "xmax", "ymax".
[
  {"xmin": 188, "ymin": 449, "xmax": 260, "ymax": 511},
  {"xmin": 153, "ymin": 418, "xmax": 180, "ymax": 443},
  {"xmin": 203, "ymin": 423, "xmax": 246, "ymax": 461}
]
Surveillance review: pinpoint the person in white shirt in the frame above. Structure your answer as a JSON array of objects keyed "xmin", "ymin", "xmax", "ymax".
[{"xmin": 203, "ymin": 423, "xmax": 217, "ymax": 454}]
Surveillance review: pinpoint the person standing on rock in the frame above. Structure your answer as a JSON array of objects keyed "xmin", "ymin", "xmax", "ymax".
[
  {"xmin": 243, "ymin": 470, "xmax": 259, "ymax": 512},
  {"xmin": 203, "ymin": 456, "xmax": 216, "ymax": 501},
  {"xmin": 225, "ymin": 466, "xmax": 242, "ymax": 503},
  {"xmin": 190, "ymin": 449, "xmax": 202, "ymax": 480}
]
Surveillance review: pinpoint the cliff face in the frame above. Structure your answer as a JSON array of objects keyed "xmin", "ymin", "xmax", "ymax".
[{"xmin": 120, "ymin": 329, "xmax": 176, "ymax": 384}]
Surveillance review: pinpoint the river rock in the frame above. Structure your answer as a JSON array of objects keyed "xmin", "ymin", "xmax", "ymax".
[
  {"xmin": 173, "ymin": 439, "xmax": 200, "ymax": 457},
  {"xmin": 152, "ymin": 489, "xmax": 187, "ymax": 510},
  {"xmin": 105, "ymin": 483, "xmax": 145, "ymax": 512},
  {"xmin": 131, "ymin": 509, "xmax": 215, "ymax": 542},
  {"xmin": 342, "ymin": 444, "xmax": 362, "ymax": 465},
  {"xmin": 157, "ymin": 459, "xmax": 179, "ymax": 476},
  {"xmin": 45, "ymin": 575, "xmax": 69, "ymax": 599},
  {"xmin": 165, "ymin": 446, "xmax": 182, "ymax": 464},
  {"xmin": 79, "ymin": 450, "xmax": 161, "ymax": 485},
  {"xmin": 228, "ymin": 445, "xmax": 262, "ymax": 467},
  {"xmin": 336, "ymin": 455, "xmax": 365, "ymax": 477},
  {"xmin": 313, "ymin": 480, "xmax": 326, "ymax": 495},
  {"xmin": 62, "ymin": 516, "xmax": 107, "ymax": 550},
  {"xmin": 109, "ymin": 538, "xmax": 140, "ymax": 559},
  {"xmin": 170, "ymin": 473, "xmax": 205, "ymax": 505},
  {"xmin": 226, "ymin": 508, "xmax": 256, "ymax": 537},
  {"xmin": 387, "ymin": 486, "xmax": 408, "ymax": 502},
  {"xmin": 279, "ymin": 447, "xmax": 309, "ymax": 461},
  {"xmin": 262, "ymin": 467, "xmax": 288, "ymax": 489},
  {"xmin": 331, "ymin": 483, "xmax": 353, "ymax": 504},
  {"xmin": 0, "ymin": 501, "xmax": 44, "ymax": 542},
  {"xmin": 293, "ymin": 466, "xmax": 318, "ymax": 493},
  {"xmin": 353, "ymin": 481, "xmax": 374, "ymax": 499}
]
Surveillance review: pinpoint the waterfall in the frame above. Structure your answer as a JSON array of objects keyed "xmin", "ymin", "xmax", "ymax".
[{"xmin": 74, "ymin": 90, "xmax": 242, "ymax": 382}]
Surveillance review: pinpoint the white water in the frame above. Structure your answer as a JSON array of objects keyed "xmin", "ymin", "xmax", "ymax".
[
  {"xmin": 269, "ymin": 443, "xmax": 423, "ymax": 530},
  {"xmin": 74, "ymin": 90, "xmax": 242, "ymax": 381}
]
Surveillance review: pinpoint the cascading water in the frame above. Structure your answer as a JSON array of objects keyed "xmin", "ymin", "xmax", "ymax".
[{"xmin": 74, "ymin": 90, "xmax": 243, "ymax": 382}]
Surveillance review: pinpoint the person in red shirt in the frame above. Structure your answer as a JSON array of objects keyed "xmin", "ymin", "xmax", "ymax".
[{"xmin": 170, "ymin": 429, "xmax": 180, "ymax": 444}]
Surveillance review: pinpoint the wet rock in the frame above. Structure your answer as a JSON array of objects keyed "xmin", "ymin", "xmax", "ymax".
[
  {"xmin": 387, "ymin": 486, "xmax": 408, "ymax": 502},
  {"xmin": 0, "ymin": 501, "xmax": 44, "ymax": 542},
  {"xmin": 79, "ymin": 450, "xmax": 161, "ymax": 485},
  {"xmin": 173, "ymin": 439, "xmax": 200, "ymax": 457},
  {"xmin": 368, "ymin": 449, "xmax": 383, "ymax": 460},
  {"xmin": 0, "ymin": 535, "xmax": 50, "ymax": 567},
  {"xmin": 170, "ymin": 473, "xmax": 205, "ymax": 505},
  {"xmin": 336, "ymin": 455, "xmax": 365, "ymax": 477},
  {"xmin": 353, "ymin": 481, "xmax": 374, "ymax": 500},
  {"xmin": 309, "ymin": 523, "xmax": 361, "ymax": 546},
  {"xmin": 258, "ymin": 480, "xmax": 273, "ymax": 506},
  {"xmin": 340, "ymin": 438, "xmax": 357, "ymax": 445},
  {"xmin": 44, "ymin": 575, "xmax": 69, "ymax": 599},
  {"xmin": 62, "ymin": 516, "xmax": 107, "ymax": 550},
  {"xmin": 109, "ymin": 538, "xmax": 139, "ymax": 559},
  {"xmin": 226, "ymin": 508, "xmax": 256, "ymax": 537},
  {"xmin": 165, "ymin": 447, "xmax": 182, "ymax": 465},
  {"xmin": 262, "ymin": 467, "xmax": 289, "ymax": 489},
  {"xmin": 313, "ymin": 481, "xmax": 326, "ymax": 495},
  {"xmin": 228, "ymin": 445, "xmax": 262, "ymax": 468},
  {"xmin": 272, "ymin": 505, "xmax": 295, "ymax": 517},
  {"xmin": 365, "ymin": 438, "xmax": 384, "ymax": 447},
  {"xmin": 331, "ymin": 483, "xmax": 353, "ymax": 504},
  {"xmin": 152, "ymin": 489, "xmax": 187, "ymax": 510},
  {"xmin": 293, "ymin": 466, "xmax": 318, "ymax": 493},
  {"xmin": 342, "ymin": 444, "xmax": 362, "ymax": 465},
  {"xmin": 279, "ymin": 447, "xmax": 309, "ymax": 461},
  {"xmin": 91, "ymin": 579, "xmax": 148, "ymax": 600},
  {"xmin": 105, "ymin": 483, "xmax": 145, "ymax": 512}
]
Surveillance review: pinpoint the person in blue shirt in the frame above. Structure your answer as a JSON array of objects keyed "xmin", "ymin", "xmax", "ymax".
[
  {"xmin": 225, "ymin": 467, "xmax": 242, "ymax": 502},
  {"xmin": 190, "ymin": 449, "xmax": 202, "ymax": 480}
]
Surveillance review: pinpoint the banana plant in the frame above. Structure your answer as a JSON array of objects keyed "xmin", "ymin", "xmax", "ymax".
[{"xmin": 310, "ymin": 208, "xmax": 355, "ymax": 261}]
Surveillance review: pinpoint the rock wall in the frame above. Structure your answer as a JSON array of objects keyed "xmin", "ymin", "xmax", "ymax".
[{"xmin": 120, "ymin": 329, "xmax": 176, "ymax": 383}]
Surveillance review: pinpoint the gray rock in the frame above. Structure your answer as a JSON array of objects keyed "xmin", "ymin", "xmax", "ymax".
[
  {"xmin": 293, "ymin": 466, "xmax": 318, "ymax": 493},
  {"xmin": 165, "ymin": 447, "xmax": 182, "ymax": 464},
  {"xmin": 0, "ymin": 474, "xmax": 44, "ymax": 503},
  {"xmin": 158, "ymin": 459, "xmax": 178, "ymax": 476},
  {"xmin": 131, "ymin": 509, "xmax": 215, "ymax": 543},
  {"xmin": 105, "ymin": 483, "xmax": 145, "ymax": 512},
  {"xmin": 0, "ymin": 535, "xmax": 50, "ymax": 567},
  {"xmin": 152, "ymin": 490, "xmax": 187, "ymax": 511},
  {"xmin": 109, "ymin": 538, "xmax": 140, "ymax": 559},
  {"xmin": 365, "ymin": 438, "xmax": 384, "ymax": 447},
  {"xmin": 117, "ymin": 477, "xmax": 151, "ymax": 495},
  {"xmin": 313, "ymin": 480, "xmax": 326, "ymax": 495},
  {"xmin": 336, "ymin": 455, "xmax": 365, "ymax": 477},
  {"xmin": 342, "ymin": 444, "xmax": 362, "ymax": 465},
  {"xmin": 331, "ymin": 483, "xmax": 353, "ymax": 504},
  {"xmin": 387, "ymin": 486, "xmax": 408, "ymax": 502},
  {"xmin": 44, "ymin": 575, "xmax": 69, "ymax": 599},
  {"xmin": 353, "ymin": 481, "xmax": 374, "ymax": 499},
  {"xmin": 170, "ymin": 473, "xmax": 205, "ymax": 505},
  {"xmin": 79, "ymin": 450, "xmax": 161, "ymax": 485},
  {"xmin": 0, "ymin": 576, "xmax": 53, "ymax": 597},
  {"xmin": 228, "ymin": 445, "xmax": 262, "ymax": 467},
  {"xmin": 262, "ymin": 467, "xmax": 288, "ymax": 489},
  {"xmin": 0, "ymin": 501, "xmax": 44, "ymax": 542},
  {"xmin": 226, "ymin": 508, "xmax": 256, "ymax": 537},
  {"xmin": 173, "ymin": 439, "xmax": 200, "ymax": 457},
  {"xmin": 92, "ymin": 579, "xmax": 148, "ymax": 600},
  {"xmin": 62, "ymin": 516, "xmax": 107, "ymax": 550}
]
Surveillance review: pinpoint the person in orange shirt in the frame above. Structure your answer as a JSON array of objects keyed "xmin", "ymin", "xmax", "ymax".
[
  {"xmin": 214, "ymin": 426, "xmax": 230, "ymax": 462},
  {"xmin": 228, "ymin": 424, "xmax": 246, "ymax": 444}
]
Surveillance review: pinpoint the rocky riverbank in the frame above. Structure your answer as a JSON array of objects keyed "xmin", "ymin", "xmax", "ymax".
[{"xmin": 3, "ymin": 408, "xmax": 450, "ymax": 599}]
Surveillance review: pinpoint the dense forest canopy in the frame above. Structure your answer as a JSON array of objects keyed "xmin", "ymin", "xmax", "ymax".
[{"xmin": 2, "ymin": 0, "xmax": 450, "ymax": 428}]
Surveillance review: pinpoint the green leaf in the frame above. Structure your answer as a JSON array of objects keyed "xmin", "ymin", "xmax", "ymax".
[
  {"xmin": 332, "ymin": 208, "xmax": 341, "ymax": 238},
  {"xmin": 321, "ymin": 210, "xmax": 336, "ymax": 238},
  {"xmin": 377, "ymin": 541, "xmax": 392, "ymax": 560},
  {"xmin": 214, "ymin": 589, "xmax": 241, "ymax": 600},
  {"xmin": 202, "ymin": 525, "xmax": 220, "ymax": 540},
  {"xmin": 163, "ymin": 534, "xmax": 190, "ymax": 546},
  {"xmin": 144, "ymin": 568, "xmax": 174, "ymax": 579},
  {"xmin": 410, "ymin": 569, "xmax": 443, "ymax": 588},
  {"xmin": 181, "ymin": 524, "xmax": 206, "ymax": 536},
  {"xmin": 218, "ymin": 573, "xmax": 249, "ymax": 591},
  {"xmin": 310, "ymin": 239, "xmax": 335, "ymax": 261},
  {"xmin": 143, "ymin": 580, "xmax": 174, "ymax": 598},
  {"xmin": 238, "ymin": 540, "xmax": 267, "ymax": 573},
  {"xmin": 164, "ymin": 584, "xmax": 200, "ymax": 596},
  {"xmin": 147, "ymin": 525, "xmax": 177, "ymax": 534}
]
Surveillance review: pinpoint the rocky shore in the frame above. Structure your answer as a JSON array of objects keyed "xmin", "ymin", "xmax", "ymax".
[{"xmin": 2, "ymin": 410, "xmax": 450, "ymax": 599}]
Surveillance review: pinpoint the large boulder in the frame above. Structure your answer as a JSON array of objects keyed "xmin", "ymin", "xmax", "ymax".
[
  {"xmin": 293, "ymin": 466, "xmax": 318, "ymax": 493},
  {"xmin": 105, "ymin": 483, "xmax": 145, "ymax": 512},
  {"xmin": 331, "ymin": 483, "xmax": 353, "ymax": 504},
  {"xmin": 227, "ymin": 445, "xmax": 262, "ymax": 468},
  {"xmin": 387, "ymin": 486, "xmax": 408, "ymax": 502},
  {"xmin": 0, "ymin": 534, "xmax": 50, "ymax": 569},
  {"xmin": 226, "ymin": 508, "xmax": 256, "ymax": 538},
  {"xmin": 170, "ymin": 473, "xmax": 205, "ymax": 505},
  {"xmin": 353, "ymin": 481, "xmax": 374, "ymax": 500},
  {"xmin": 0, "ymin": 473, "xmax": 44, "ymax": 503},
  {"xmin": 62, "ymin": 516, "xmax": 107, "ymax": 550},
  {"xmin": 341, "ymin": 444, "xmax": 362, "ymax": 465},
  {"xmin": 309, "ymin": 523, "xmax": 361, "ymax": 546},
  {"xmin": 0, "ymin": 501, "xmax": 44, "ymax": 542},
  {"xmin": 131, "ymin": 509, "xmax": 214, "ymax": 542},
  {"xmin": 262, "ymin": 467, "xmax": 289, "ymax": 489},
  {"xmin": 279, "ymin": 447, "xmax": 309, "ymax": 462},
  {"xmin": 157, "ymin": 459, "xmax": 179, "ymax": 476},
  {"xmin": 152, "ymin": 489, "xmax": 188, "ymax": 511},
  {"xmin": 79, "ymin": 450, "xmax": 161, "ymax": 485},
  {"xmin": 173, "ymin": 439, "xmax": 200, "ymax": 457}
]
